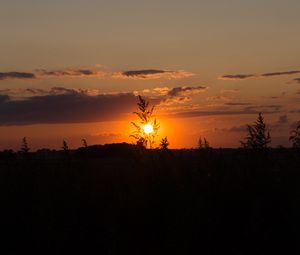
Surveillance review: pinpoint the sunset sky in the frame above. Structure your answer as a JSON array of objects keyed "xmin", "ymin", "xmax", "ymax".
[{"xmin": 1, "ymin": 0, "xmax": 300, "ymax": 150}]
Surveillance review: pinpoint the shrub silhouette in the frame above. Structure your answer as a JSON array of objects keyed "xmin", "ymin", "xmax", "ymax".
[
  {"xmin": 160, "ymin": 136, "xmax": 170, "ymax": 150},
  {"xmin": 289, "ymin": 121, "xmax": 300, "ymax": 148},
  {"xmin": 20, "ymin": 137, "xmax": 30, "ymax": 153},
  {"xmin": 240, "ymin": 112, "xmax": 271, "ymax": 149},
  {"xmin": 130, "ymin": 95, "xmax": 159, "ymax": 148}
]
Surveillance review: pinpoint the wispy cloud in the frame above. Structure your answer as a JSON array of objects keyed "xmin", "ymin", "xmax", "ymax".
[
  {"xmin": 165, "ymin": 103, "xmax": 281, "ymax": 119},
  {"xmin": 268, "ymin": 114, "xmax": 290, "ymax": 130},
  {"xmin": 0, "ymin": 67, "xmax": 195, "ymax": 81},
  {"xmin": 225, "ymin": 102, "xmax": 252, "ymax": 106},
  {"xmin": 113, "ymin": 69, "xmax": 195, "ymax": 80},
  {"xmin": 0, "ymin": 72, "xmax": 36, "ymax": 80},
  {"xmin": 90, "ymin": 132, "xmax": 122, "ymax": 138},
  {"xmin": 261, "ymin": 70, "xmax": 300, "ymax": 77},
  {"xmin": 167, "ymin": 86, "xmax": 207, "ymax": 97},
  {"xmin": 133, "ymin": 85, "xmax": 207, "ymax": 98},
  {"xmin": 0, "ymin": 87, "xmax": 102, "ymax": 98},
  {"xmin": 292, "ymin": 78, "xmax": 300, "ymax": 84},
  {"xmin": 157, "ymin": 86, "xmax": 207, "ymax": 106},
  {"xmin": 219, "ymin": 70, "xmax": 300, "ymax": 80},
  {"xmin": 169, "ymin": 109, "xmax": 278, "ymax": 118},
  {"xmin": 228, "ymin": 125, "xmax": 247, "ymax": 132},
  {"xmin": 206, "ymin": 95, "xmax": 231, "ymax": 102},
  {"xmin": 243, "ymin": 104, "xmax": 282, "ymax": 112},
  {"xmin": 36, "ymin": 68, "xmax": 106, "ymax": 78},
  {"xmin": 219, "ymin": 74, "xmax": 256, "ymax": 80},
  {"xmin": 220, "ymin": 89, "xmax": 240, "ymax": 94},
  {"xmin": 168, "ymin": 108, "xmax": 278, "ymax": 119},
  {"xmin": 0, "ymin": 68, "xmax": 106, "ymax": 81}
]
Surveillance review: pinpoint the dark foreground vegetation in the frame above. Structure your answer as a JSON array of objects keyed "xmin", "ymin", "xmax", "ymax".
[{"xmin": 0, "ymin": 143, "xmax": 299, "ymax": 254}]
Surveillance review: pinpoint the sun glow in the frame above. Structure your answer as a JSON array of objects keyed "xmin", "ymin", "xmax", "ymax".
[{"xmin": 143, "ymin": 123, "xmax": 154, "ymax": 134}]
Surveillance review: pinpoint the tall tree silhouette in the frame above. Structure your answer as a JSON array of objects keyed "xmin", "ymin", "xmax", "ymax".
[
  {"xmin": 130, "ymin": 95, "xmax": 159, "ymax": 148},
  {"xmin": 20, "ymin": 137, "xmax": 30, "ymax": 153},
  {"xmin": 289, "ymin": 121, "xmax": 300, "ymax": 148},
  {"xmin": 241, "ymin": 112, "xmax": 271, "ymax": 149}
]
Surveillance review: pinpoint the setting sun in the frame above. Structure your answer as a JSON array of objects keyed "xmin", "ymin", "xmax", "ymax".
[{"xmin": 143, "ymin": 124, "xmax": 154, "ymax": 134}]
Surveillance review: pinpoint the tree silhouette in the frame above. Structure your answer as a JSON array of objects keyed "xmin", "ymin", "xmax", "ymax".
[
  {"xmin": 240, "ymin": 112, "xmax": 271, "ymax": 149},
  {"xmin": 160, "ymin": 136, "xmax": 170, "ymax": 150},
  {"xmin": 289, "ymin": 121, "xmax": 300, "ymax": 148},
  {"xmin": 62, "ymin": 140, "xmax": 69, "ymax": 152},
  {"xmin": 20, "ymin": 137, "xmax": 30, "ymax": 153},
  {"xmin": 130, "ymin": 95, "xmax": 160, "ymax": 148}
]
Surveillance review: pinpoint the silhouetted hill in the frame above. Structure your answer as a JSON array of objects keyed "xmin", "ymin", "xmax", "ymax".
[{"xmin": 0, "ymin": 146, "xmax": 299, "ymax": 254}]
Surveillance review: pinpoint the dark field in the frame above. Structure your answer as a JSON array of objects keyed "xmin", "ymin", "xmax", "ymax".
[{"xmin": 0, "ymin": 144, "xmax": 299, "ymax": 254}]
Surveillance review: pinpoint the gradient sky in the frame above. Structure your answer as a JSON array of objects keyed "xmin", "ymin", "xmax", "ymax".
[{"xmin": 0, "ymin": 0, "xmax": 300, "ymax": 150}]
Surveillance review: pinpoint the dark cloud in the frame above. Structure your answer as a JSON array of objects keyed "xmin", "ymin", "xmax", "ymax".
[
  {"xmin": 0, "ymin": 72, "xmax": 35, "ymax": 80},
  {"xmin": 225, "ymin": 102, "xmax": 252, "ymax": 106},
  {"xmin": 219, "ymin": 74, "xmax": 255, "ymax": 80},
  {"xmin": 262, "ymin": 70, "xmax": 300, "ymax": 77},
  {"xmin": 271, "ymin": 92, "xmax": 286, "ymax": 99},
  {"xmin": 0, "ymin": 68, "xmax": 105, "ymax": 81},
  {"xmin": 37, "ymin": 68, "xmax": 105, "ymax": 78},
  {"xmin": 243, "ymin": 104, "xmax": 282, "ymax": 112},
  {"xmin": 293, "ymin": 78, "xmax": 300, "ymax": 84},
  {"xmin": 0, "ymin": 67, "xmax": 194, "ymax": 81},
  {"xmin": 220, "ymin": 70, "xmax": 300, "ymax": 81},
  {"xmin": 0, "ymin": 89, "xmax": 138, "ymax": 126},
  {"xmin": 123, "ymin": 69, "xmax": 166, "ymax": 77},
  {"xmin": 114, "ymin": 69, "xmax": 195, "ymax": 79}
]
